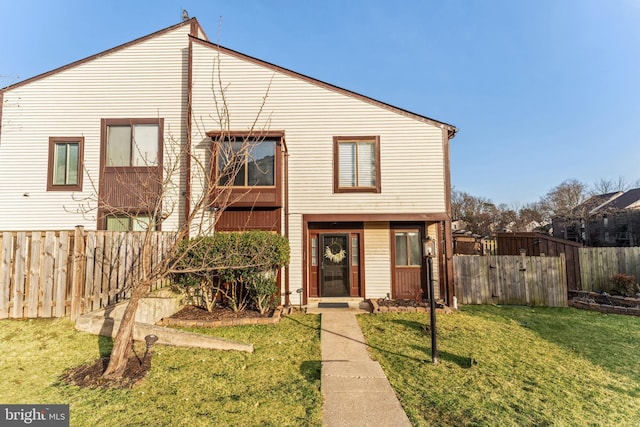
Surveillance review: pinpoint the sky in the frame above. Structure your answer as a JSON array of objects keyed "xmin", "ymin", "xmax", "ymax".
[{"xmin": 2, "ymin": 0, "xmax": 640, "ymax": 207}]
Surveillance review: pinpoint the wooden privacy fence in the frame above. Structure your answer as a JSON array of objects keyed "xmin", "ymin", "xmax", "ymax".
[
  {"xmin": 454, "ymin": 254, "xmax": 568, "ymax": 307},
  {"xmin": 0, "ymin": 227, "xmax": 176, "ymax": 320},
  {"xmin": 579, "ymin": 246, "xmax": 640, "ymax": 292}
]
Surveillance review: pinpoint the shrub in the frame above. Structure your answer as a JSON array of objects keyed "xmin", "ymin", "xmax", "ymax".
[
  {"xmin": 609, "ymin": 274, "xmax": 638, "ymax": 297},
  {"xmin": 250, "ymin": 272, "xmax": 279, "ymax": 314},
  {"xmin": 172, "ymin": 231, "xmax": 290, "ymax": 312}
]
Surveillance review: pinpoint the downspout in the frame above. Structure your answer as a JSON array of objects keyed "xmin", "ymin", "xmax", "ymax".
[
  {"xmin": 282, "ymin": 139, "xmax": 290, "ymax": 307},
  {"xmin": 184, "ymin": 37, "xmax": 194, "ymax": 233}
]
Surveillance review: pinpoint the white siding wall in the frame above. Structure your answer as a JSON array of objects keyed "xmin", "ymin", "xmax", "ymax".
[
  {"xmin": 190, "ymin": 42, "xmax": 449, "ymax": 301},
  {"xmin": 364, "ymin": 222, "xmax": 392, "ymax": 298},
  {"xmin": 190, "ymin": 42, "xmax": 448, "ymax": 219},
  {"xmin": 0, "ymin": 25, "xmax": 191, "ymax": 230}
]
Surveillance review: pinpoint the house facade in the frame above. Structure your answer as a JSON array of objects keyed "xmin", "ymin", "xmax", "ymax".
[
  {"xmin": 0, "ymin": 19, "xmax": 457, "ymax": 306},
  {"xmin": 553, "ymin": 189, "xmax": 640, "ymax": 247}
]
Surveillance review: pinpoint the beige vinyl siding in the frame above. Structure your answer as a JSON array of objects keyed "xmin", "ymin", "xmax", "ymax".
[
  {"xmin": 363, "ymin": 222, "xmax": 392, "ymax": 298},
  {"xmin": 0, "ymin": 25, "xmax": 191, "ymax": 230},
  {"xmin": 190, "ymin": 42, "xmax": 448, "ymax": 220},
  {"xmin": 287, "ymin": 214, "xmax": 304, "ymax": 305}
]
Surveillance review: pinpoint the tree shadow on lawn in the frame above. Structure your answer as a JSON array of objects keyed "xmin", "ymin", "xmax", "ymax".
[
  {"xmin": 460, "ymin": 305, "xmax": 640, "ymax": 380},
  {"xmin": 286, "ymin": 314, "xmax": 473, "ymax": 369},
  {"xmin": 300, "ymin": 360, "xmax": 322, "ymax": 382},
  {"xmin": 389, "ymin": 318, "xmax": 476, "ymax": 368}
]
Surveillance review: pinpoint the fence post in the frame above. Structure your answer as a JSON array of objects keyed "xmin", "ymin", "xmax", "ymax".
[
  {"xmin": 70, "ymin": 226, "xmax": 86, "ymax": 320},
  {"xmin": 520, "ymin": 249, "xmax": 530, "ymax": 305}
]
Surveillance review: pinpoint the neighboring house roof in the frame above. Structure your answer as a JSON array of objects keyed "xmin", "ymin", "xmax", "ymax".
[
  {"xmin": 1, "ymin": 17, "xmax": 457, "ymax": 139},
  {"xmin": 599, "ymin": 188, "xmax": 640, "ymax": 211},
  {"xmin": 572, "ymin": 191, "xmax": 623, "ymax": 215}
]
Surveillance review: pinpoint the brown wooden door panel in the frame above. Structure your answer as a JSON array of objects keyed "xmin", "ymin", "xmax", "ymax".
[{"xmin": 394, "ymin": 267, "xmax": 422, "ymax": 299}]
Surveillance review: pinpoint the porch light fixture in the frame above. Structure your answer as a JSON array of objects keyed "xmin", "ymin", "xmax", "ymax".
[
  {"xmin": 423, "ymin": 236, "xmax": 435, "ymax": 258},
  {"xmin": 422, "ymin": 236, "xmax": 438, "ymax": 365}
]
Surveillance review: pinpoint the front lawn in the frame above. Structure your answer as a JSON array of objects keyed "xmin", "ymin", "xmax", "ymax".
[
  {"xmin": 358, "ymin": 305, "xmax": 640, "ymax": 426},
  {"xmin": 0, "ymin": 313, "xmax": 322, "ymax": 426}
]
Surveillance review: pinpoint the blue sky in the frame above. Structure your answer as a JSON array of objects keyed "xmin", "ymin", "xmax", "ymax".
[{"xmin": 2, "ymin": 0, "xmax": 639, "ymax": 206}]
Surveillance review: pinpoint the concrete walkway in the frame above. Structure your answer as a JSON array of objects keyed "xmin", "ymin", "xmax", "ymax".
[{"xmin": 315, "ymin": 308, "xmax": 412, "ymax": 426}]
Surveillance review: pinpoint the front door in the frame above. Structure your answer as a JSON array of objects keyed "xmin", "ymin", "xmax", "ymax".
[{"xmin": 320, "ymin": 234, "xmax": 350, "ymax": 297}]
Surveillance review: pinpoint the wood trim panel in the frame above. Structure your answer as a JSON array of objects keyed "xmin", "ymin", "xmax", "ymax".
[
  {"xmin": 215, "ymin": 208, "xmax": 281, "ymax": 232},
  {"xmin": 207, "ymin": 130, "xmax": 286, "ymax": 138},
  {"xmin": 185, "ymin": 38, "xmax": 194, "ymax": 225},
  {"xmin": 46, "ymin": 137, "xmax": 84, "ymax": 192},
  {"xmin": 303, "ymin": 213, "xmax": 449, "ymax": 222},
  {"xmin": 98, "ymin": 118, "xmax": 164, "ymax": 230}
]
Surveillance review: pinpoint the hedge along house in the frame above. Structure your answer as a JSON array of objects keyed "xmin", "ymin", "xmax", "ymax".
[{"xmin": 0, "ymin": 19, "xmax": 457, "ymax": 307}]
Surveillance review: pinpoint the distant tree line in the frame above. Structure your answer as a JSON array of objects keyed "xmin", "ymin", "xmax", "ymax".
[{"xmin": 452, "ymin": 177, "xmax": 640, "ymax": 237}]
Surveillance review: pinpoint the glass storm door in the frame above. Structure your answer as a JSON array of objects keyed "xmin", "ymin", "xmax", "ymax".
[{"xmin": 320, "ymin": 234, "xmax": 350, "ymax": 297}]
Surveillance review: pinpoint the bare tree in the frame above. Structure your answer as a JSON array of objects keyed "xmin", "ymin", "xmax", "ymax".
[
  {"xmin": 539, "ymin": 179, "xmax": 588, "ymax": 221},
  {"xmin": 591, "ymin": 176, "xmax": 630, "ymax": 195},
  {"xmin": 71, "ymin": 52, "xmax": 278, "ymax": 380}
]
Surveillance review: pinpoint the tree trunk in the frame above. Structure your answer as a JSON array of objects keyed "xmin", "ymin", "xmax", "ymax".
[{"xmin": 102, "ymin": 287, "xmax": 144, "ymax": 379}]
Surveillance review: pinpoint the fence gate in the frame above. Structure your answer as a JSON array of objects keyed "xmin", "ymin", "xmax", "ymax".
[{"xmin": 454, "ymin": 254, "xmax": 568, "ymax": 307}]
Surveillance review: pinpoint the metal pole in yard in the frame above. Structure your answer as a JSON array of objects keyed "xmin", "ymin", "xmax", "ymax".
[{"xmin": 423, "ymin": 236, "xmax": 438, "ymax": 365}]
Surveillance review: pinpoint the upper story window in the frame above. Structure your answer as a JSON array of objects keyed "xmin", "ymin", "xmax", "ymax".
[
  {"xmin": 105, "ymin": 120, "xmax": 160, "ymax": 167},
  {"xmin": 217, "ymin": 138, "xmax": 276, "ymax": 187},
  {"xmin": 334, "ymin": 136, "xmax": 381, "ymax": 193},
  {"xmin": 208, "ymin": 131, "xmax": 283, "ymax": 208},
  {"xmin": 47, "ymin": 137, "xmax": 84, "ymax": 191}
]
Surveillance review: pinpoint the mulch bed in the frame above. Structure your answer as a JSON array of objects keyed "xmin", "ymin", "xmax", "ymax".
[
  {"xmin": 158, "ymin": 304, "xmax": 282, "ymax": 328},
  {"xmin": 62, "ymin": 344, "xmax": 153, "ymax": 389},
  {"xmin": 370, "ymin": 298, "xmax": 452, "ymax": 314},
  {"xmin": 169, "ymin": 305, "xmax": 274, "ymax": 321}
]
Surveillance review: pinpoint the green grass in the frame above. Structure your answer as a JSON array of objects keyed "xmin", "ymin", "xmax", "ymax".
[
  {"xmin": 0, "ymin": 314, "xmax": 322, "ymax": 426},
  {"xmin": 358, "ymin": 305, "xmax": 640, "ymax": 427}
]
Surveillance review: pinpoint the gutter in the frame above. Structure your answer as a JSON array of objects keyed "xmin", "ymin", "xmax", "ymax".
[{"xmin": 282, "ymin": 138, "xmax": 290, "ymax": 307}]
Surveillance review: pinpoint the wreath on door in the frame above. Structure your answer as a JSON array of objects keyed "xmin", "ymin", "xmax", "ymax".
[{"xmin": 324, "ymin": 242, "xmax": 346, "ymax": 263}]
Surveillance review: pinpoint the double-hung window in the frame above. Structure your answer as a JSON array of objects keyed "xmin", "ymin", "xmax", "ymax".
[
  {"xmin": 47, "ymin": 137, "xmax": 84, "ymax": 191},
  {"xmin": 334, "ymin": 136, "xmax": 381, "ymax": 193},
  {"xmin": 106, "ymin": 123, "xmax": 159, "ymax": 167}
]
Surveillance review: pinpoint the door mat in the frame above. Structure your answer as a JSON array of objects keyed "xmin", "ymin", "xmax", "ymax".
[{"xmin": 317, "ymin": 302, "xmax": 349, "ymax": 308}]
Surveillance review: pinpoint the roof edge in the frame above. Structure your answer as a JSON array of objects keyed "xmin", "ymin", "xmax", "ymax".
[
  {"xmin": 2, "ymin": 18, "xmax": 203, "ymax": 91},
  {"xmin": 190, "ymin": 36, "xmax": 457, "ymax": 135}
]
